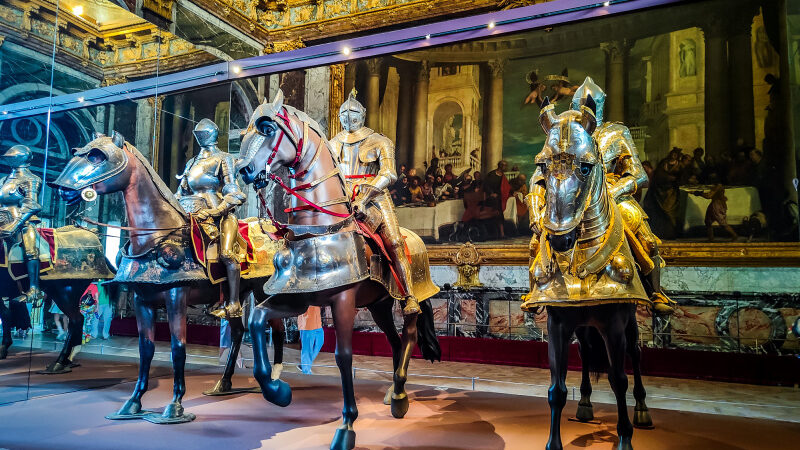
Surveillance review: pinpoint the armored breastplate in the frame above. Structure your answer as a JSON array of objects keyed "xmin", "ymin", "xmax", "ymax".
[
  {"xmin": 337, "ymin": 132, "xmax": 380, "ymax": 191},
  {"xmin": 0, "ymin": 176, "xmax": 24, "ymax": 219},
  {"xmin": 182, "ymin": 155, "xmax": 224, "ymax": 211}
]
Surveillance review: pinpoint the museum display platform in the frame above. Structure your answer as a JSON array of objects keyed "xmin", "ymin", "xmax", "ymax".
[{"xmin": 1, "ymin": 348, "xmax": 799, "ymax": 449}]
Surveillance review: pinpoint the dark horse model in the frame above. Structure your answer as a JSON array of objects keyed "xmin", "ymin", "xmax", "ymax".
[
  {"xmin": 523, "ymin": 97, "xmax": 653, "ymax": 450},
  {"xmin": 50, "ymin": 131, "xmax": 282, "ymax": 422},
  {"xmin": 1, "ymin": 226, "xmax": 114, "ymax": 370},
  {"xmin": 236, "ymin": 91, "xmax": 441, "ymax": 450}
]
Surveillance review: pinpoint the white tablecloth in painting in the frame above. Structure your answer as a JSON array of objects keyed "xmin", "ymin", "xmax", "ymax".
[
  {"xmin": 681, "ymin": 186, "xmax": 761, "ymax": 231},
  {"xmin": 396, "ymin": 200, "xmax": 465, "ymax": 240}
]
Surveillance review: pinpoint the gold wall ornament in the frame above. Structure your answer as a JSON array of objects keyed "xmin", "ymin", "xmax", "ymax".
[
  {"xmin": 328, "ymin": 63, "xmax": 346, "ymax": 137},
  {"xmin": 263, "ymin": 37, "xmax": 306, "ymax": 54},
  {"xmin": 453, "ymin": 242, "xmax": 484, "ymax": 290},
  {"xmin": 142, "ymin": 0, "xmax": 176, "ymax": 23}
]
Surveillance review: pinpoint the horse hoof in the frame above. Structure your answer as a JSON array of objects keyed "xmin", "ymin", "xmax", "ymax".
[
  {"xmin": 106, "ymin": 399, "xmax": 152, "ymax": 420},
  {"xmin": 633, "ymin": 406, "xmax": 653, "ymax": 429},
  {"xmin": 143, "ymin": 402, "xmax": 196, "ymax": 424},
  {"xmin": 575, "ymin": 403, "xmax": 594, "ymax": 422},
  {"xmin": 390, "ymin": 392, "xmax": 409, "ymax": 419},
  {"xmin": 203, "ymin": 379, "xmax": 233, "ymax": 396},
  {"xmin": 37, "ymin": 361, "xmax": 72, "ymax": 375},
  {"xmin": 383, "ymin": 384, "xmax": 394, "ymax": 406},
  {"xmin": 617, "ymin": 436, "xmax": 633, "ymax": 450},
  {"xmin": 0, "ymin": 345, "xmax": 8, "ymax": 360},
  {"xmin": 262, "ymin": 379, "xmax": 292, "ymax": 407},
  {"xmin": 545, "ymin": 440, "xmax": 563, "ymax": 450},
  {"xmin": 330, "ymin": 427, "xmax": 356, "ymax": 450}
]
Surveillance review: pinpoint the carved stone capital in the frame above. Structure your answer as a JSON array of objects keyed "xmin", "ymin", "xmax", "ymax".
[
  {"xmin": 364, "ymin": 57, "xmax": 382, "ymax": 76},
  {"xmin": 600, "ymin": 39, "xmax": 632, "ymax": 63},
  {"xmin": 417, "ymin": 60, "xmax": 430, "ymax": 82},
  {"xmin": 488, "ymin": 58, "xmax": 507, "ymax": 78}
]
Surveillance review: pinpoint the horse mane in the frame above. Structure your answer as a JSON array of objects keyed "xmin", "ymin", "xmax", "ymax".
[{"xmin": 124, "ymin": 141, "xmax": 187, "ymax": 217}]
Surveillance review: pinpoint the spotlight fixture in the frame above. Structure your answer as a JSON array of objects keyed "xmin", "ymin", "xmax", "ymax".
[
  {"xmin": 2, "ymin": 111, "xmax": 7, "ymax": 115},
  {"xmin": 232, "ymin": 65, "xmax": 241, "ymax": 74},
  {"xmin": 425, "ymin": 34, "xmax": 431, "ymax": 40},
  {"xmin": 603, "ymin": 1, "xmax": 610, "ymax": 6},
  {"xmin": 77, "ymin": 97, "xmax": 85, "ymax": 103},
  {"xmin": 488, "ymin": 21, "xmax": 496, "ymax": 29},
  {"xmin": 72, "ymin": 5, "xmax": 84, "ymax": 16},
  {"xmin": 342, "ymin": 46, "xmax": 351, "ymax": 55}
]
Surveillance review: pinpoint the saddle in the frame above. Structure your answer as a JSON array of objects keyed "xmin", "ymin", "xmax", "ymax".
[
  {"xmin": 0, "ymin": 226, "xmax": 113, "ymax": 281},
  {"xmin": 189, "ymin": 216, "xmax": 278, "ymax": 283}
]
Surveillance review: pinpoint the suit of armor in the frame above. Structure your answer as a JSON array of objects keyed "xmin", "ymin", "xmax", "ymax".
[
  {"xmin": 175, "ymin": 119, "xmax": 246, "ymax": 318},
  {"xmin": 0, "ymin": 145, "xmax": 44, "ymax": 305},
  {"xmin": 330, "ymin": 91, "xmax": 420, "ymax": 315},
  {"xmin": 570, "ymin": 77, "xmax": 673, "ymax": 314}
]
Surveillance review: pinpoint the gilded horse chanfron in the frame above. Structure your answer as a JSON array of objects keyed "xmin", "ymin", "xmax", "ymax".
[
  {"xmin": 522, "ymin": 97, "xmax": 654, "ymax": 450},
  {"xmin": 236, "ymin": 91, "xmax": 441, "ymax": 450}
]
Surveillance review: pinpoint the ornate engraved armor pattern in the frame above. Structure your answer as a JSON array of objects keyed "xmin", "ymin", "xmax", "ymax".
[
  {"xmin": 329, "ymin": 90, "xmax": 420, "ymax": 315},
  {"xmin": 175, "ymin": 118, "xmax": 247, "ymax": 317},
  {"xmin": 571, "ymin": 77, "xmax": 673, "ymax": 314},
  {"xmin": 0, "ymin": 145, "xmax": 44, "ymax": 303}
]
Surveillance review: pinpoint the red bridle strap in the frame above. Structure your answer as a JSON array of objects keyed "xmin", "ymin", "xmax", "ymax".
[{"xmin": 268, "ymin": 172, "xmax": 350, "ymax": 219}]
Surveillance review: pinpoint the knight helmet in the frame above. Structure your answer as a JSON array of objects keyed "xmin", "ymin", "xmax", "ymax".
[
  {"xmin": 193, "ymin": 118, "xmax": 219, "ymax": 148},
  {"xmin": 571, "ymin": 76, "xmax": 606, "ymax": 126},
  {"xmin": 1, "ymin": 145, "xmax": 33, "ymax": 168},
  {"xmin": 339, "ymin": 88, "xmax": 366, "ymax": 133}
]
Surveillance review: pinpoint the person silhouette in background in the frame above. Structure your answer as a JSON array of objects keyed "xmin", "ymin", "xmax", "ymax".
[{"xmin": 298, "ymin": 306, "xmax": 324, "ymax": 375}]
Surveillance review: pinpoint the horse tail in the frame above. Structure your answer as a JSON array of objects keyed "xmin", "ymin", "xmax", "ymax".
[
  {"xmin": 416, "ymin": 300, "xmax": 441, "ymax": 363},
  {"xmin": 576, "ymin": 326, "xmax": 609, "ymax": 380}
]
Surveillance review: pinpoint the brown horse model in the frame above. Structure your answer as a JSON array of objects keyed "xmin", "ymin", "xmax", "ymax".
[
  {"xmin": 50, "ymin": 132, "xmax": 283, "ymax": 423},
  {"xmin": 236, "ymin": 91, "xmax": 441, "ymax": 450}
]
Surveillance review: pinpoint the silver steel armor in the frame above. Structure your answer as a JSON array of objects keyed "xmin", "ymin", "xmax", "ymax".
[
  {"xmin": 329, "ymin": 90, "xmax": 420, "ymax": 315},
  {"xmin": 175, "ymin": 118, "xmax": 247, "ymax": 318},
  {"xmin": 570, "ymin": 77, "xmax": 673, "ymax": 314},
  {"xmin": 0, "ymin": 145, "xmax": 44, "ymax": 304}
]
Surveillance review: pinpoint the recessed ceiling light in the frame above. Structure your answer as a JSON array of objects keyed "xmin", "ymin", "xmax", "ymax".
[
  {"xmin": 425, "ymin": 34, "xmax": 431, "ymax": 40},
  {"xmin": 232, "ymin": 65, "xmax": 241, "ymax": 74},
  {"xmin": 342, "ymin": 47, "xmax": 351, "ymax": 56},
  {"xmin": 73, "ymin": 5, "xmax": 84, "ymax": 16},
  {"xmin": 488, "ymin": 21, "xmax": 496, "ymax": 29},
  {"xmin": 2, "ymin": 111, "xmax": 7, "ymax": 115},
  {"xmin": 603, "ymin": 1, "xmax": 611, "ymax": 6},
  {"xmin": 77, "ymin": 97, "xmax": 85, "ymax": 103}
]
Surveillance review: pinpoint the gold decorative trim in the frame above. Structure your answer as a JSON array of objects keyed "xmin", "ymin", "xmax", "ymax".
[
  {"xmin": 328, "ymin": 63, "xmax": 345, "ymax": 137},
  {"xmin": 428, "ymin": 243, "xmax": 800, "ymax": 267}
]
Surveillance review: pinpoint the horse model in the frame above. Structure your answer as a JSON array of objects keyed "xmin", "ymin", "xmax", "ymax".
[
  {"xmin": 236, "ymin": 91, "xmax": 441, "ymax": 450},
  {"xmin": 1, "ymin": 226, "xmax": 114, "ymax": 372},
  {"xmin": 522, "ymin": 97, "xmax": 653, "ymax": 450},
  {"xmin": 50, "ymin": 131, "xmax": 282, "ymax": 422}
]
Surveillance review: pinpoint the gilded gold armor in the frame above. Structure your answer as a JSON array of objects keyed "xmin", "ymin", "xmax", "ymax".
[
  {"xmin": 330, "ymin": 90, "xmax": 420, "ymax": 315},
  {"xmin": 0, "ymin": 145, "xmax": 44, "ymax": 304},
  {"xmin": 175, "ymin": 118, "xmax": 246, "ymax": 318},
  {"xmin": 572, "ymin": 77, "xmax": 673, "ymax": 314}
]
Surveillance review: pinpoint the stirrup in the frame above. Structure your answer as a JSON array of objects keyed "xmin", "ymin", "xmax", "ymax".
[
  {"xmin": 402, "ymin": 295, "xmax": 420, "ymax": 315},
  {"xmin": 15, "ymin": 288, "xmax": 45, "ymax": 307},
  {"xmin": 209, "ymin": 302, "xmax": 243, "ymax": 319},
  {"xmin": 650, "ymin": 292, "xmax": 675, "ymax": 315}
]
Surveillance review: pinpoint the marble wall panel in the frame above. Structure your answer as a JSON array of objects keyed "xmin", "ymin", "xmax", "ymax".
[
  {"xmin": 304, "ymin": 66, "xmax": 331, "ymax": 136},
  {"xmin": 671, "ymin": 305, "xmax": 722, "ymax": 346}
]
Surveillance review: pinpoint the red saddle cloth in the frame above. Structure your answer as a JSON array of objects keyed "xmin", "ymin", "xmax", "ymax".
[
  {"xmin": 189, "ymin": 217, "xmax": 256, "ymax": 283},
  {"xmin": 0, "ymin": 228, "xmax": 55, "ymax": 279}
]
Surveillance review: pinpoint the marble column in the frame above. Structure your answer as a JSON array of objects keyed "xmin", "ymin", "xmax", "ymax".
[
  {"xmin": 601, "ymin": 39, "xmax": 632, "ymax": 123},
  {"xmin": 728, "ymin": 7, "xmax": 757, "ymax": 149},
  {"xmin": 702, "ymin": 17, "xmax": 730, "ymax": 157},
  {"xmin": 134, "ymin": 97, "xmax": 155, "ymax": 159},
  {"xmin": 412, "ymin": 60, "xmax": 430, "ymax": 172},
  {"xmin": 395, "ymin": 65, "xmax": 413, "ymax": 168},
  {"xmin": 483, "ymin": 59, "xmax": 506, "ymax": 172},
  {"xmin": 365, "ymin": 58, "xmax": 382, "ymax": 129}
]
